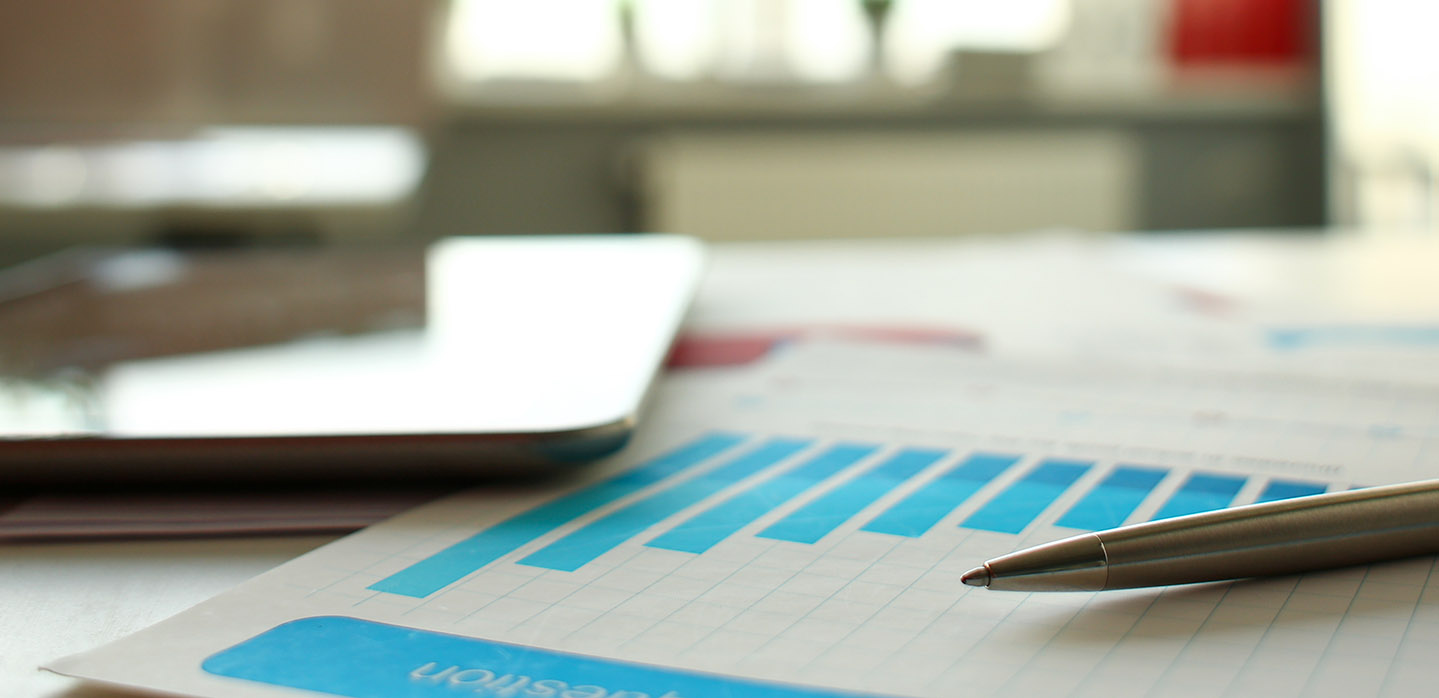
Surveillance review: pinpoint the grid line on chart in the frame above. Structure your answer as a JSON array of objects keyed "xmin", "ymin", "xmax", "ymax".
[
  {"xmin": 922, "ymin": 577, "xmax": 1051, "ymax": 691},
  {"xmin": 629, "ymin": 546, "xmax": 821, "ymax": 660},
  {"xmin": 656, "ymin": 537, "xmax": 887, "ymax": 667},
  {"xmin": 1306, "ymin": 561, "xmax": 1427, "ymax": 696},
  {"xmin": 804, "ymin": 531, "xmax": 983, "ymax": 688},
  {"xmin": 1216, "ymin": 575, "xmax": 1316, "ymax": 695},
  {"xmin": 449, "ymin": 547, "xmax": 647, "ymax": 628},
  {"xmin": 729, "ymin": 538, "xmax": 907, "ymax": 678},
  {"xmin": 557, "ymin": 540, "xmax": 780, "ymax": 653},
  {"xmin": 1063, "ymin": 586, "xmax": 1169, "ymax": 695},
  {"xmin": 1125, "ymin": 583, "xmax": 1240, "ymax": 696},
  {"xmin": 1378, "ymin": 557, "xmax": 1439, "ymax": 696}
]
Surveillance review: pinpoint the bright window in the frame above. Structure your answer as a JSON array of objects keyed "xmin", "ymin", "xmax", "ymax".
[{"xmin": 444, "ymin": 0, "xmax": 1071, "ymax": 87}]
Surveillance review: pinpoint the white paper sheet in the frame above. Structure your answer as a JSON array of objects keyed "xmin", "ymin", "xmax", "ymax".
[{"xmin": 50, "ymin": 339, "xmax": 1439, "ymax": 698}]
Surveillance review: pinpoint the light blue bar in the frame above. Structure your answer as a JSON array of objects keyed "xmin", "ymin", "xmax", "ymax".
[
  {"xmin": 369, "ymin": 432, "xmax": 746, "ymax": 597},
  {"xmin": 861, "ymin": 452, "xmax": 1021, "ymax": 537},
  {"xmin": 205, "ymin": 616, "xmax": 862, "ymax": 698},
  {"xmin": 646, "ymin": 442, "xmax": 876, "ymax": 554},
  {"xmin": 1055, "ymin": 465, "xmax": 1168, "ymax": 531},
  {"xmin": 755, "ymin": 448, "xmax": 947, "ymax": 544},
  {"xmin": 1269, "ymin": 325, "xmax": 1439, "ymax": 351},
  {"xmin": 1255, "ymin": 479, "xmax": 1328, "ymax": 503},
  {"xmin": 1151, "ymin": 472, "xmax": 1247, "ymax": 520},
  {"xmin": 520, "ymin": 437, "xmax": 842, "ymax": 572},
  {"xmin": 960, "ymin": 459, "xmax": 1091, "ymax": 534}
]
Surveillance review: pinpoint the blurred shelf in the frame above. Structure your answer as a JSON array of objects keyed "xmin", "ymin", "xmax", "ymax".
[{"xmin": 445, "ymin": 80, "xmax": 1320, "ymax": 126}]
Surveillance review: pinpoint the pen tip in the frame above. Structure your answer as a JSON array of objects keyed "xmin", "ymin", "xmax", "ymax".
[{"xmin": 961, "ymin": 566, "xmax": 991, "ymax": 588}]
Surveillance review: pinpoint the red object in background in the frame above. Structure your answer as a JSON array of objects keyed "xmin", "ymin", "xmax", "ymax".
[
  {"xmin": 1168, "ymin": 0, "xmax": 1310, "ymax": 67},
  {"xmin": 665, "ymin": 325, "xmax": 983, "ymax": 369},
  {"xmin": 666, "ymin": 333, "xmax": 780, "ymax": 368}
]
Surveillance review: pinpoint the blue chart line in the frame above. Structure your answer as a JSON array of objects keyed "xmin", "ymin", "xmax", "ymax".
[
  {"xmin": 646, "ymin": 442, "xmax": 878, "ymax": 554},
  {"xmin": 1152, "ymin": 472, "xmax": 1246, "ymax": 520},
  {"xmin": 368, "ymin": 432, "xmax": 747, "ymax": 598},
  {"xmin": 757, "ymin": 448, "xmax": 947, "ymax": 544},
  {"xmin": 521, "ymin": 437, "xmax": 838, "ymax": 572},
  {"xmin": 1055, "ymin": 465, "xmax": 1169, "ymax": 531},
  {"xmin": 1256, "ymin": 479, "xmax": 1328, "ymax": 503},
  {"xmin": 862, "ymin": 452, "xmax": 1021, "ymax": 537},
  {"xmin": 961, "ymin": 459, "xmax": 1092, "ymax": 534}
]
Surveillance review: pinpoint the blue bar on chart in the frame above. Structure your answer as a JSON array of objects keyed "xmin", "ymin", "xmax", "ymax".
[
  {"xmin": 756, "ymin": 447, "xmax": 948, "ymax": 545},
  {"xmin": 206, "ymin": 617, "xmax": 866, "ymax": 698},
  {"xmin": 862, "ymin": 452, "xmax": 1021, "ymax": 537},
  {"xmin": 1268, "ymin": 325, "xmax": 1439, "ymax": 351},
  {"xmin": 521, "ymin": 437, "xmax": 839, "ymax": 572},
  {"xmin": 368, "ymin": 432, "xmax": 747, "ymax": 598},
  {"xmin": 646, "ymin": 442, "xmax": 879, "ymax": 555},
  {"xmin": 1151, "ymin": 472, "xmax": 1247, "ymax": 520},
  {"xmin": 1054, "ymin": 465, "xmax": 1169, "ymax": 531},
  {"xmin": 960, "ymin": 459, "xmax": 1092, "ymax": 534},
  {"xmin": 1255, "ymin": 479, "xmax": 1328, "ymax": 503}
]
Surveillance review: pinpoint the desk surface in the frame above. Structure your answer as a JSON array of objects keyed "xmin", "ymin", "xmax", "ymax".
[
  {"xmin": 8, "ymin": 230, "xmax": 1439, "ymax": 697},
  {"xmin": 3, "ymin": 536, "xmax": 335, "ymax": 697}
]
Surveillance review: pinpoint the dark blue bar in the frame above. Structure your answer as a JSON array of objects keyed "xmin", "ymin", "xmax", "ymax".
[
  {"xmin": 960, "ymin": 459, "xmax": 1092, "ymax": 534},
  {"xmin": 755, "ymin": 448, "xmax": 947, "ymax": 544},
  {"xmin": 1054, "ymin": 465, "xmax": 1168, "ymax": 531},
  {"xmin": 861, "ymin": 452, "xmax": 1021, "ymax": 537},
  {"xmin": 1255, "ymin": 479, "xmax": 1328, "ymax": 503},
  {"xmin": 520, "ymin": 437, "xmax": 849, "ymax": 572},
  {"xmin": 369, "ymin": 432, "xmax": 746, "ymax": 597},
  {"xmin": 646, "ymin": 442, "xmax": 877, "ymax": 554},
  {"xmin": 1151, "ymin": 472, "xmax": 1247, "ymax": 520}
]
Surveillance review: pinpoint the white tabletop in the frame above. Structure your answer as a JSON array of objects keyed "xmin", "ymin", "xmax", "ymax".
[{"xmin": 3, "ymin": 536, "xmax": 336, "ymax": 697}]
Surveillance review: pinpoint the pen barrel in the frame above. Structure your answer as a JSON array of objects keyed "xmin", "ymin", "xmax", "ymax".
[{"xmin": 1100, "ymin": 479, "xmax": 1439, "ymax": 590}]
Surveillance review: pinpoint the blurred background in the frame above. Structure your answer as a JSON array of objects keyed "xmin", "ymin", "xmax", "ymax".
[{"xmin": 0, "ymin": 0, "xmax": 1431, "ymax": 265}]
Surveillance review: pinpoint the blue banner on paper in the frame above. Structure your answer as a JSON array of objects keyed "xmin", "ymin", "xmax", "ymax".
[{"xmin": 203, "ymin": 616, "xmax": 888, "ymax": 698}]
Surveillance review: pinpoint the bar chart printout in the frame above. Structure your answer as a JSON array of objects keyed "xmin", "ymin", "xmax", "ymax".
[
  {"xmin": 54, "ymin": 428, "xmax": 1416, "ymax": 698},
  {"xmin": 370, "ymin": 432, "xmax": 1338, "ymax": 599}
]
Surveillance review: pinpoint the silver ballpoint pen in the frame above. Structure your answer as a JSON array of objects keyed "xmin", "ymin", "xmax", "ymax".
[{"xmin": 961, "ymin": 477, "xmax": 1439, "ymax": 591}]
